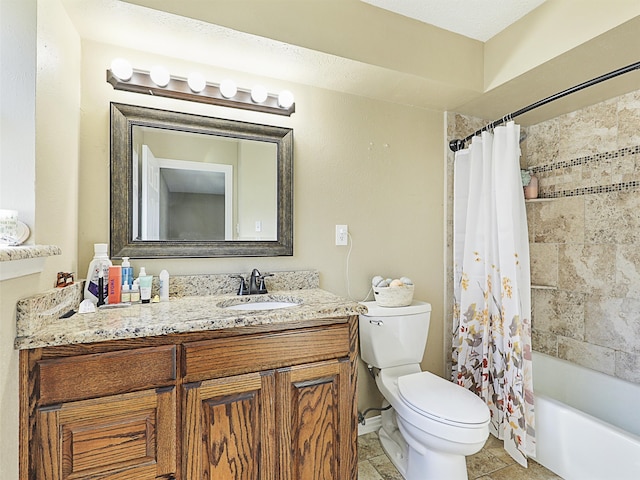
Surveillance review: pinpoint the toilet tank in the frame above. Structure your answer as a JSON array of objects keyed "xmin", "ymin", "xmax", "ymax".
[{"xmin": 359, "ymin": 301, "xmax": 432, "ymax": 368}]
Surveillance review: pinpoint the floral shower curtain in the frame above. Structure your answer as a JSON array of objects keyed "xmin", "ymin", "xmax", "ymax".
[{"xmin": 452, "ymin": 122, "xmax": 535, "ymax": 466}]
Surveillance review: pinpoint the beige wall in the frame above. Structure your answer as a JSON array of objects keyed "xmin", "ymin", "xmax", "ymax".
[
  {"xmin": 2, "ymin": 6, "xmax": 446, "ymax": 473},
  {"xmin": 77, "ymin": 42, "xmax": 446, "ymax": 416},
  {"xmin": 485, "ymin": 0, "xmax": 640, "ymax": 91},
  {"xmin": 16, "ymin": 1, "xmax": 638, "ymax": 475},
  {"xmin": 0, "ymin": 4, "xmax": 36, "ymax": 477},
  {"xmin": 0, "ymin": 0, "xmax": 81, "ymax": 477}
]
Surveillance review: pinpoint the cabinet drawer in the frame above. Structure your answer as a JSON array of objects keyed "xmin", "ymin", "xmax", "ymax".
[
  {"xmin": 183, "ymin": 324, "xmax": 350, "ymax": 382},
  {"xmin": 37, "ymin": 345, "xmax": 176, "ymax": 405}
]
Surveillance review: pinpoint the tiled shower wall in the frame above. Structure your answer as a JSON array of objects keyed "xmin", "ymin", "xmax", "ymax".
[
  {"xmin": 524, "ymin": 89, "xmax": 640, "ymax": 384},
  {"xmin": 446, "ymin": 88, "xmax": 640, "ymax": 385}
]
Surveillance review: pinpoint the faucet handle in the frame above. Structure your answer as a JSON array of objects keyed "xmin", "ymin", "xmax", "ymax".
[
  {"xmin": 257, "ymin": 272, "xmax": 274, "ymax": 294},
  {"xmin": 231, "ymin": 275, "xmax": 249, "ymax": 295}
]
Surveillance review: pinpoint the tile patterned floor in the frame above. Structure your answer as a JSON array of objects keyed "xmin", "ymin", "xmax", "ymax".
[{"xmin": 358, "ymin": 432, "xmax": 562, "ymax": 480}]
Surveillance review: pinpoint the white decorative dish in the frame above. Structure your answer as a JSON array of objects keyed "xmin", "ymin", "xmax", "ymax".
[{"xmin": 15, "ymin": 221, "xmax": 30, "ymax": 244}]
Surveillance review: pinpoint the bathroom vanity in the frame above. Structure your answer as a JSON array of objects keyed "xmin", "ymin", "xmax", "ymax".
[{"xmin": 16, "ymin": 276, "xmax": 364, "ymax": 480}]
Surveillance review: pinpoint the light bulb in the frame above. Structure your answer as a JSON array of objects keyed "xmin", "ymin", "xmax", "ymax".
[
  {"xmin": 187, "ymin": 72, "xmax": 206, "ymax": 93},
  {"xmin": 251, "ymin": 85, "xmax": 268, "ymax": 103},
  {"xmin": 278, "ymin": 90, "xmax": 294, "ymax": 108},
  {"xmin": 219, "ymin": 79, "xmax": 237, "ymax": 98},
  {"xmin": 110, "ymin": 58, "xmax": 132, "ymax": 81},
  {"xmin": 150, "ymin": 66, "xmax": 170, "ymax": 87}
]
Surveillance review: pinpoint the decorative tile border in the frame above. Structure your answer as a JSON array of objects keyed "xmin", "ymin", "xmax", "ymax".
[
  {"xmin": 530, "ymin": 145, "xmax": 640, "ymax": 199},
  {"xmin": 531, "ymin": 145, "xmax": 640, "ymax": 174},
  {"xmin": 539, "ymin": 181, "xmax": 640, "ymax": 199}
]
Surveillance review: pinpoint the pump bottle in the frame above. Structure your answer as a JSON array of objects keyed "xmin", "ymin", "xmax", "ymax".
[{"xmin": 121, "ymin": 257, "xmax": 134, "ymax": 288}]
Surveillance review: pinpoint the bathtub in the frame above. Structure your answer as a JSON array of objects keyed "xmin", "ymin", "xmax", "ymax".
[{"xmin": 532, "ymin": 351, "xmax": 640, "ymax": 479}]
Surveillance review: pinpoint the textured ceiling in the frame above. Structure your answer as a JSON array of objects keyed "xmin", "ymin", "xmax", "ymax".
[
  {"xmin": 61, "ymin": 0, "xmax": 640, "ymax": 126},
  {"xmin": 361, "ymin": 0, "xmax": 547, "ymax": 41}
]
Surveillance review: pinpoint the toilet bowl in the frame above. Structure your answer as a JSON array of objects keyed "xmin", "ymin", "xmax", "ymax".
[
  {"xmin": 379, "ymin": 366, "xmax": 490, "ymax": 479},
  {"xmin": 359, "ymin": 301, "xmax": 490, "ymax": 480}
]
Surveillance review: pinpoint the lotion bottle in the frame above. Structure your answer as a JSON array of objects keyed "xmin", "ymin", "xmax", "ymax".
[
  {"xmin": 136, "ymin": 267, "xmax": 148, "ymax": 303},
  {"xmin": 84, "ymin": 243, "xmax": 112, "ymax": 304},
  {"xmin": 139, "ymin": 275, "xmax": 153, "ymax": 304}
]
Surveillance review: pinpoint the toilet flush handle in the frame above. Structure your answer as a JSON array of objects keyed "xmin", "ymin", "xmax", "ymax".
[{"xmin": 369, "ymin": 319, "xmax": 384, "ymax": 326}]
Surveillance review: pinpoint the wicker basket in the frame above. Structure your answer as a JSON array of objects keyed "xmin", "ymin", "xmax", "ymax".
[{"xmin": 373, "ymin": 285, "xmax": 414, "ymax": 307}]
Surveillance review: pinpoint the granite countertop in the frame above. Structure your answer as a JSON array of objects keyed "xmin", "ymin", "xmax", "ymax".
[
  {"xmin": 15, "ymin": 288, "xmax": 367, "ymax": 350},
  {"xmin": 0, "ymin": 244, "xmax": 62, "ymax": 262}
]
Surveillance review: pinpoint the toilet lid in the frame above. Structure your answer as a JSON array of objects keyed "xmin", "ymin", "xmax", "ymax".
[{"xmin": 398, "ymin": 372, "xmax": 490, "ymax": 426}]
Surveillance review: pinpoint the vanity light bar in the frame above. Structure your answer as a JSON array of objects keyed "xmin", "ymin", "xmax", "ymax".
[{"xmin": 106, "ymin": 69, "xmax": 295, "ymax": 117}]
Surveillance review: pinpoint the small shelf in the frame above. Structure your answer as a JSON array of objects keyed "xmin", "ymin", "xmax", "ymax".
[
  {"xmin": 531, "ymin": 284, "xmax": 557, "ymax": 290},
  {"xmin": 0, "ymin": 244, "xmax": 62, "ymax": 281},
  {"xmin": 525, "ymin": 197, "xmax": 555, "ymax": 203}
]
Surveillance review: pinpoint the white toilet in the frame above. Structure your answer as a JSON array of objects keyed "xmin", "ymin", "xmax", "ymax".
[{"xmin": 359, "ymin": 301, "xmax": 490, "ymax": 480}]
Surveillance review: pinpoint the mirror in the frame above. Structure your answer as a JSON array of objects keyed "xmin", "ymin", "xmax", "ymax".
[{"xmin": 110, "ymin": 103, "xmax": 293, "ymax": 258}]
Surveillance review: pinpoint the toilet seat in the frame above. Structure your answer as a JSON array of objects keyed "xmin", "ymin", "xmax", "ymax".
[{"xmin": 398, "ymin": 371, "xmax": 490, "ymax": 428}]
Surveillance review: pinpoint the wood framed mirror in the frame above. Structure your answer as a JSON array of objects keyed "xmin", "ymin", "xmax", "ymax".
[{"xmin": 110, "ymin": 103, "xmax": 293, "ymax": 258}]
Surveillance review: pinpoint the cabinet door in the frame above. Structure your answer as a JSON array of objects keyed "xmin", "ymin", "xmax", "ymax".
[
  {"xmin": 276, "ymin": 359, "xmax": 352, "ymax": 480},
  {"xmin": 35, "ymin": 387, "xmax": 176, "ymax": 480},
  {"xmin": 182, "ymin": 371, "xmax": 276, "ymax": 480}
]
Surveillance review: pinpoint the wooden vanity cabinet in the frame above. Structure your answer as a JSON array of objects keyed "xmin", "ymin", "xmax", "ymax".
[
  {"xmin": 20, "ymin": 316, "xmax": 359, "ymax": 480},
  {"xmin": 181, "ymin": 323, "xmax": 354, "ymax": 480}
]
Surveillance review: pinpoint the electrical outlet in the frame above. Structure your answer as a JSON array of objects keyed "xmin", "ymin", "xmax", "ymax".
[
  {"xmin": 336, "ymin": 225, "xmax": 348, "ymax": 246},
  {"xmin": 255, "ymin": 220, "xmax": 262, "ymax": 232}
]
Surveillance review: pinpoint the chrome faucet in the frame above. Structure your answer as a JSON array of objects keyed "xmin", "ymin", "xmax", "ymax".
[
  {"xmin": 234, "ymin": 269, "xmax": 273, "ymax": 295},
  {"xmin": 248, "ymin": 268, "xmax": 262, "ymax": 294}
]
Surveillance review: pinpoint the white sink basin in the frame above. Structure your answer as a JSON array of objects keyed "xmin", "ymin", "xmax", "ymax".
[{"xmin": 223, "ymin": 301, "xmax": 299, "ymax": 311}]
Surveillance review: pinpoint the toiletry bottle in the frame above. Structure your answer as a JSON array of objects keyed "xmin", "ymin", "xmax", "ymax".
[
  {"xmin": 139, "ymin": 275, "xmax": 153, "ymax": 304},
  {"xmin": 121, "ymin": 284, "xmax": 131, "ymax": 303},
  {"xmin": 84, "ymin": 243, "xmax": 112, "ymax": 304},
  {"xmin": 130, "ymin": 279, "xmax": 140, "ymax": 303},
  {"xmin": 121, "ymin": 257, "xmax": 133, "ymax": 287},
  {"xmin": 107, "ymin": 265, "xmax": 122, "ymax": 304},
  {"xmin": 159, "ymin": 269, "xmax": 169, "ymax": 302}
]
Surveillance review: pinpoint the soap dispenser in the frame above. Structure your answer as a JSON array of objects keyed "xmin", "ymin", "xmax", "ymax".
[{"xmin": 121, "ymin": 257, "xmax": 133, "ymax": 287}]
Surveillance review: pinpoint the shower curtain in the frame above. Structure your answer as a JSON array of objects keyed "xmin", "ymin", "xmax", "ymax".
[{"xmin": 452, "ymin": 122, "xmax": 535, "ymax": 466}]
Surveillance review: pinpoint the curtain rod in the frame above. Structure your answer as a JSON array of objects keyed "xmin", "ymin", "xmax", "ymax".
[{"xmin": 449, "ymin": 61, "xmax": 640, "ymax": 152}]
